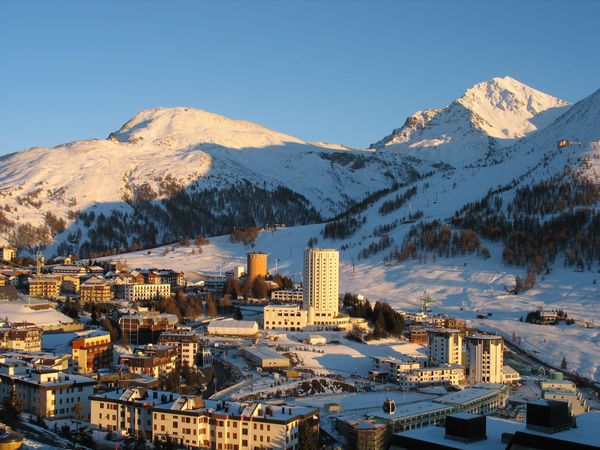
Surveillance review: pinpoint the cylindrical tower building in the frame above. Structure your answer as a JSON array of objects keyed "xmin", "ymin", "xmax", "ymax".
[{"xmin": 246, "ymin": 252, "xmax": 268, "ymax": 283}]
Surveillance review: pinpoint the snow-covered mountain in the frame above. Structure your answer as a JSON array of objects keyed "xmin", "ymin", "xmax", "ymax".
[
  {"xmin": 371, "ymin": 76, "xmax": 571, "ymax": 166},
  {"xmin": 0, "ymin": 77, "xmax": 597, "ymax": 260}
]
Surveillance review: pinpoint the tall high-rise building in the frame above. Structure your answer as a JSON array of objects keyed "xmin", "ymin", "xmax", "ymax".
[
  {"xmin": 465, "ymin": 334, "xmax": 504, "ymax": 384},
  {"xmin": 303, "ymin": 248, "xmax": 339, "ymax": 325},
  {"xmin": 247, "ymin": 252, "xmax": 268, "ymax": 283},
  {"xmin": 427, "ymin": 328, "xmax": 463, "ymax": 366}
]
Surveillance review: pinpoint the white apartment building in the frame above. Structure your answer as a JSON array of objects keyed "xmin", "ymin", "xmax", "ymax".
[
  {"xmin": 370, "ymin": 356, "xmax": 422, "ymax": 383},
  {"xmin": 0, "ymin": 247, "xmax": 16, "ymax": 262},
  {"xmin": 465, "ymin": 335, "xmax": 504, "ymax": 384},
  {"xmin": 397, "ymin": 365, "xmax": 465, "ymax": 389},
  {"xmin": 91, "ymin": 388, "xmax": 320, "ymax": 449},
  {"xmin": 0, "ymin": 322, "xmax": 42, "ymax": 352},
  {"xmin": 124, "ymin": 283, "xmax": 171, "ymax": 302},
  {"xmin": 263, "ymin": 305, "xmax": 308, "ymax": 331},
  {"xmin": 304, "ymin": 248, "xmax": 339, "ymax": 326},
  {"xmin": 427, "ymin": 328, "xmax": 462, "ymax": 366},
  {"xmin": 0, "ymin": 358, "xmax": 96, "ymax": 419}
]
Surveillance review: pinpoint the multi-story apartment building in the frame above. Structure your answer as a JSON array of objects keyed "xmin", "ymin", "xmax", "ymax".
[
  {"xmin": 80, "ymin": 275, "xmax": 113, "ymax": 302},
  {"xmin": 397, "ymin": 365, "xmax": 465, "ymax": 389},
  {"xmin": 0, "ymin": 358, "xmax": 96, "ymax": 419},
  {"xmin": 427, "ymin": 328, "xmax": 463, "ymax": 366},
  {"xmin": 304, "ymin": 248, "xmax": 339, "ymax": 326},
  {"xmin": 465, "ymin": 335, "xmax": 504, "ymax": 384},
  {"xmin": 270, "ymin": 289, "xmax": 303, "ymax": 303},
  {"xmin": 0, "ymin": 247, "xmax": 17, "ymax": 262},
  {"xmin": 28, "ymin": 275, "xmax": 61, "ymax": 298},
  {"xmin": 61, "ymin": 274, "xmax": 81, "ymax": 293},
  {"xmin": 70, "ymin": 331, "xmax": 113, "ymax": 374},
  {"xmin": 119, "ymin": 312, "xmax": 178, "ymax": 345},
  {"xmin": 0, "ymin": 322, "xmax": 42, "ymax": 352},
  {"xmin": 124, "ymin": 283, "xmax": 171, "ymax": 302},
  {"xmin": 90, "ymin": 387, "xmax": 320, "ymax": 449},
  {"xmin": 158, "ymin": 329, "xmax": 200, "ymax": 367},
  {"xmin": 51, "ymin": 264, "xmax": 88, "ymax": 277},
  {"xmin": 370, "ymin": 356, "xmax": 422, "ymax": 383},
  {"xmin": 119, "ymin": 345, "xmax": 178, "ymax": 378},
  {"xmin": 263, "ymin": 305, "xmax": 308, "ymax": 331}
]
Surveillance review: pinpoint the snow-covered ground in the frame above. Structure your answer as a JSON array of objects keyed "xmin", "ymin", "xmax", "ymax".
[{"xmin": 0, "ymin": 303, "xmax": 73, "ymax": 327}]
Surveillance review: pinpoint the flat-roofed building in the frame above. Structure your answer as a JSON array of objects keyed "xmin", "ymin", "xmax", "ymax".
[
  {"xmin": 241, "ymin": 345, "xmax": 290, "ymax": 369},
  {"xmin": 124, "ymin": 283, "xmax": 170, "ymax": 302},
  {"xmin": 70, "ymin": 330, "xmax": 113, "ymax": 374},
  {"xmin": 270, "ymin": 289, "xmax": 303, "ymax": 303},
  {"xmin": 427, "ymin": 328, "xmax": 462, "ymax": 366},
  {"xmin": 466, "ymin": 334, "xmax": 504, "ymax": 384},
  {"xmin": 119, "ymin": 312, "xmax": 179, "ymax": 345},
  {"xmin": 207, "ymin": 318, "xmax": 259, "ymax": 336},
  {"xmin": 397, "ymin": 365, "xmax": 465, "ymax": 389},
  {"xmin": 158, "ymin": 328, "xmax": 200, "ymax": 367},
  {"xmin": 263, "ymin": 304, "xmax": 307, "ymax": 331},
  {"xmin": 0, "ymin": 358, "xmax": 96, "ymax": 419}
]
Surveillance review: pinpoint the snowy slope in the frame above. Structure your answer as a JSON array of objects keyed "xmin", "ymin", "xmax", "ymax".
[
  {"xmin": 372, "ymin": 76, "xmax": 570, "ymax": 166},
  {"xmin": 0, "ymin": 108, "xmax": 421, "ymax": 250},
  {"xmin": 101, "ymin": 83, "xmax": 600, "ymax": 380}
]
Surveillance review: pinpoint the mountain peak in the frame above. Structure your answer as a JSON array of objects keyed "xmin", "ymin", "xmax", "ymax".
[
  {"xmin": 109, "ymin": 107, "xmax": 304, "ymax": 149},
  {"xmin": 456, "ymin": 77, "xmax": 570, "ymax": 139}
]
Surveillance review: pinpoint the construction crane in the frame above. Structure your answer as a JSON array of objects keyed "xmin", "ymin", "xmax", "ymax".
[{"xmin": 421, "ymin": 290, "xmax": 435, "ymax": 314}]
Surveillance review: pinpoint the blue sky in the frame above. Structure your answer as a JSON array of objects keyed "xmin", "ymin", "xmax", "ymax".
[{"xmin": 1, "ymin": 0, "xmax": 599, "ymax": 155}]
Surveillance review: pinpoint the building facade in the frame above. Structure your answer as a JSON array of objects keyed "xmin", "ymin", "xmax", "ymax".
[
  {"xmin": 0, "ymin": 247, "xmax": 16, "ymax": 262},
  {"xmin": 124, "ymin": 284, "xmax": 171, "ymax": 302},
  {"xmin": 263, "ymin": 305, "xmax": 308, "ymax": 331},
  {"xmin": 0, "ymin": 323, "xmax": 42, "ymax": 352},
  {"xmin": 119, "ymin": 345, "xmax": 178, "ymax": 378},
  {"xmin": 70, "ymin": 331, "xmax": 113, "ymax": 374},
  {"xmin": 28, "ymin": 276, "xmax": 61, "ymax": 298},
  {"xmin": 80, "ymin": 275, "xmax": 113, "ymax": 302},
  {"xmin": 427, "ymin": 328, "xmax": 462, "ymax": 366},
  {"xmin": 158, "ymin": 329, "xmax": 200, "ymax": 367},
  {"xmin": 0, "ymin": 359, "xmax": 96, "ymax": 419},
  {"xmin": 303, "ymin": 248, "xmax": 339, "ymax": 326},
  {"xmin": 119, "ymin": 312, "xmax": 179, "ymax": 345},
  {"xmin": 270, "ymin": 289, "xmax": 303, "ymax": 303},
  {"xmin": 465, "ymin": 335, "xmax": 504, "ymax": 384}
]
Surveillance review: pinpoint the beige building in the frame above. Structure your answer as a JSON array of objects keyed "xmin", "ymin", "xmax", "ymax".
[
  {"xmin": 263, "ymin": 305, "xmax": 308, "ymax": 331},
  {"xmin": 61, "ymin": 274, "xmax": 81, "ymax": 293},
  {"xmin": 158, "ymin": 328, "xmax": 200, "ymax": 367},
  {"xmin": 241, "ymin": 345, "xmax": 290, "ymax": 370},
  {"xmin": 397, "ymin": 365, "xmax": 465, "ymax": 389},
  {"xmin": 427, "ymin": 328, "xmax": 462, "ymax": 366},
  {"xmin": 465, "ymin": 335, "xmax": 504, "ymax": 384},
  {"xmin": 70, "ymin": 331, "xmax": 113, "ymax": 374},
  {"xmin": 124, "ymin": 283, "xmax": 171, "ymax": 302},
  {"xmin": 0, "ymin": 358, "xmax": 96, "ymax": 419},
  {"xmin": 303, "ymin": 248, "xmax": 341, "ymax": 326},
  {"xmin": 28, "ymin": 275, "xmax": 61, "ymax": 298},
  {"xmin": 90, "ymin": 387, "xmax": 319, "ymax": 449},
  {"xmin": 80, "ymin": 275, "xmax": 113, "ymax": 302},
  {"xmin": 0, "ymin": 323, "xmax": 42, "ymax": 352},
  {"xmin": 270, "ymin": 289, "xmax": 303, "ymax": 303},
  {"xmin": 0, "ymin": 247, "xmax": 16, "ymax": 262}
]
